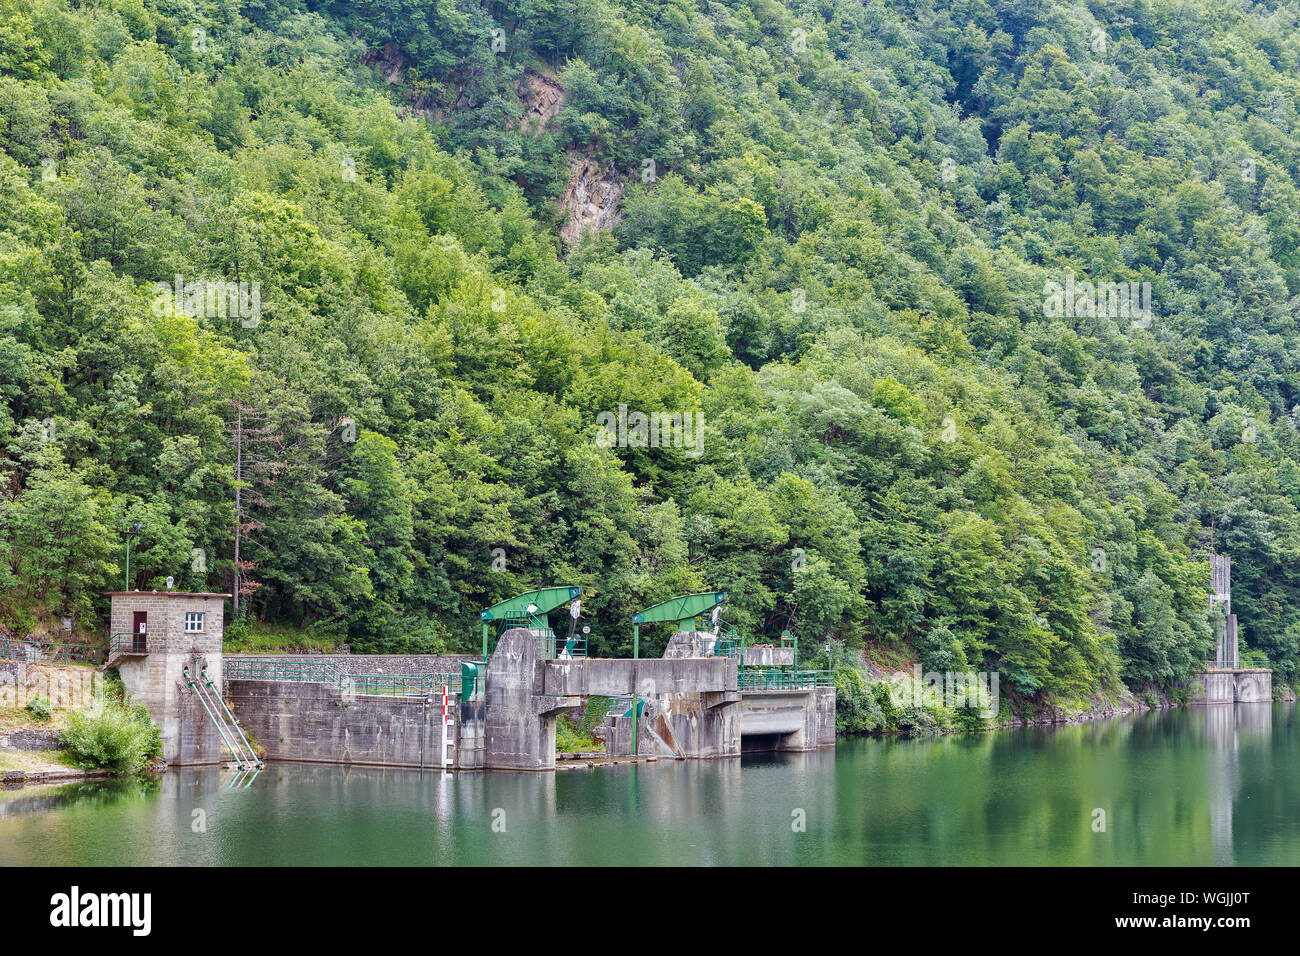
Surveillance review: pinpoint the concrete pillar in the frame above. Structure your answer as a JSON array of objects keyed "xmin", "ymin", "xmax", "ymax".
[{"xmin": 483, "ymin": 628, "xmax": 557, "ymax": 770}]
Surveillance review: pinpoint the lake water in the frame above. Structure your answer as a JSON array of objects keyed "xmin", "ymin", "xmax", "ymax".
[{"xmin": 2, "ymin": 702, "xmax": 1295, "ymax": 865}]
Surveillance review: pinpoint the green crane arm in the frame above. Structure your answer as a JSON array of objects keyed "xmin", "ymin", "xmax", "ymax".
[
  {"xmin": 479, "ymin": 586, "xmax": 583, "ymax": 661},
  {"xmin": 632, "ymin": 591, "xmax": 727, "ymax": 630},
  {"xmin": 480, "ymin": 586, "xmax": 582, "ymax": 621}
]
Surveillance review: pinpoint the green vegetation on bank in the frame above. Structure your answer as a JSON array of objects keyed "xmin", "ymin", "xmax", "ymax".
[
  {"xmin": 3, "ymin": 0, "xmax": 1300, "ymax": 722},
  {"xmin": 59, "ymin": 694, "xmax": 161, "ymax": 775},
  {"xmin": 556, "ymin": 714, "xmax": 605, "ymax": 753}
]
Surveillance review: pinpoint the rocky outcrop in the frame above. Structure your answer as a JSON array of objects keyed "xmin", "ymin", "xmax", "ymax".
[
  {"xmin": 362, "ymin": 44, "xmax": 406, "ymax": 85},
  {"xmin": 559, "ymin": 156, "xmax": 623, "ymax": 245},
  {"xmin": 518, "ymin": 72, "xmax": 564, "ymax": 130}
]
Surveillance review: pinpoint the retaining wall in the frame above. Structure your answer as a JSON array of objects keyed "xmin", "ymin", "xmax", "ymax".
[
  {"xmin": 225, "ymin": 654, "xmax": 475, "ymax": 677},
  {"xmin": 227, "ymin": 678, "xmax": 455, "ymax": 769}
]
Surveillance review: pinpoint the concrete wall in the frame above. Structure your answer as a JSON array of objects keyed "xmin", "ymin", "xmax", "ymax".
[
  {"xmin": 742, "ymin": 646, "xmax": 795, "ymax": 666},
  {"xmin": 536, "ymin": 656, "xmax": 737, "ymax": 698},
  {"xmin": 644, "ymin": 691, "xmax": 739, "ymax": 758},
  {"xmin": 1189, "ymin": 668, "xmax": 1273, "ymax": 705},
  {"xmin": 457, "ymin": 699, "xmax": 484, "ymax": 769},
  {"xmin": 227, "ymin": 679, "xmax": 454, "ymax": 769},
  {"xmin": 222, "ymin": 635, "xmax": 833, "ymax": 771},
  {"xmin": 739, "ymin": 687, "xmax": 835, "ymax": 751},
  {"xmin": 1234, "ymin": 668, "xmax": 1272, "ymax": 703}
]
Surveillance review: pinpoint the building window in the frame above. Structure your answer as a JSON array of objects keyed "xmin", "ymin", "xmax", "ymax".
[{"xmin": 185, "ymin": 612, "xmax": 205, "ymax": 633}]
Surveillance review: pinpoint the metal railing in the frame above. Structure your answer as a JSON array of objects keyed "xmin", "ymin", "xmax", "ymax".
[
  {"xmin": 223, "ymin": 658, "xmax": 460, "ymax": 697},
  {"xmin": 0, "ymin": 638, "xmax": 104, "ymax": 665},
  {"xmin": 488, "ymin": 619, "xmax": 588, "ymax": 660},
  {"xmin": 714, "ymin": 634, "xmax": 741, "ymax": 658},
  {"xmin": 539, "ymin": 630, "xmax": 587, "ymax": 660},
  {"xmin": 108, "ymin": 632, "xmax": 149, "ymax": 658},
  {"xmin": 738, "ymin": 668, "xmax": 834, "ymax": 690}
]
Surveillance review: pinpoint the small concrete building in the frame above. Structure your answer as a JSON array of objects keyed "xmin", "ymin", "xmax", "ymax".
[{"xmin": 104, "ymin": 590, "xmax": 231, "ymax": 765}]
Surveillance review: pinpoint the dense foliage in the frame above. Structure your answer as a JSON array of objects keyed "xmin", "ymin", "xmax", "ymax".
[
  {"xmin": 60, "ymin": 695, "xmax": 163, "ymax": 774},
  {"xmin": 4, "ymin": 0, "xmax": 1300, "ymax": 709}
]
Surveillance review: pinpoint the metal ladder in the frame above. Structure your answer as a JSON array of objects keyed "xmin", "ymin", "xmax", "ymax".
[{"xmin": 183, "ymin": 661, "xmax": 263, "ymax": 770}]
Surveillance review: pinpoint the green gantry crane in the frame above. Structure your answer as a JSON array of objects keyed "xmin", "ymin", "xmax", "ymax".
[
  {"xmin": 478, "ymin": 586, "xmax": 583, "ymax": 660},
  {"xmin": 464, "ymin": 586, "xmax": 584, "ymax": 701},
  {"xmin": 630, "ymin": 591, "xmax": 728, "ymax": 659},
  {"xmin": 623, "ymin": 591, "xmax": 728, "ymax": 757}
]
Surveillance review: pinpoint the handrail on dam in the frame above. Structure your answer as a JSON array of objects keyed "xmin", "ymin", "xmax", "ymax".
[
  {"xmin": 738, "ymin": 668, "xmax": 834, "ymax": 690},
  {"xmin": 224, "ymin": 658, "xmax": 460, "ymax": 697}
]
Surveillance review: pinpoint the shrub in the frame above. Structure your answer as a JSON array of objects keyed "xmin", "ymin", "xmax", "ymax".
[
  {"xmin": 896, "ymin": 705, "xmax": 944, "ymax": 736},
  {"xmin": 555, "ymin": 714, "xmax": 603, "ymax": 753},
  {"xmin": 59, "ymin": 698, "xmax": 161, "ymax": 774},
  {"xmin": 834, "ymin": 666, "xmax": 884, "ymax": 734},
  {"xmin": 25, "ymin": 697, "xmax": 52, "ymax": 721},
  {"xmin": 916, "ymin": 623, "xmax": 968, "ymax": 674},
  {"xmin": 950, "ymin": 705, "xmax": 989, "ymax": 732}
]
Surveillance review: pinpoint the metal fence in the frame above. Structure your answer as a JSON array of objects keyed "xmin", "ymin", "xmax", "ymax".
[
  {"xmin": 0, "ymin": 638, "xmax": 104, "ymax": 666},
  {"xmin": 223, "ymin": 658, "xmax": 460, "ymax": 697},
  {"xmin": 738, "ymin": 668, "xmax": 834, "ymax": 690}
]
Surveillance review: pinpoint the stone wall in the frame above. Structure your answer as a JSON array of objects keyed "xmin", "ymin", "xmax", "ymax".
[
  {"xmin": 225, "ymin": 654, "xmax": 476, "ymax": 677},
  {"xmin": 0, "ymin": 728, "xmax": 63, "ymax": 751},
  {"xmin": 227, "ymin": 679, "xmax": 455, "ymax": 769}
]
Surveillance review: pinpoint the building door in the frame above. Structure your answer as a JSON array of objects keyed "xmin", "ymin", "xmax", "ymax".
[{"xmin": 132, "ymin": 611, "xmax": 147, "ymax": 652}]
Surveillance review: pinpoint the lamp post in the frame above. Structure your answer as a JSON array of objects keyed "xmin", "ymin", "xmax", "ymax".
[{"xmin": 123, "ymin": 523, "xmax": 142, "ymax": 590}]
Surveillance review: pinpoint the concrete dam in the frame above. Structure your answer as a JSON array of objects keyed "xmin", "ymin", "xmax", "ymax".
[{"xmin": 106, "ymin": 587, "xmax": 836, "ymax": 772}]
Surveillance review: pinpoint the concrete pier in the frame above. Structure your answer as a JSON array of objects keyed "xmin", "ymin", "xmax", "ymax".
[{"xmin": 1190, "ymin": 667, "xmax": 1272, "ymax": 705}]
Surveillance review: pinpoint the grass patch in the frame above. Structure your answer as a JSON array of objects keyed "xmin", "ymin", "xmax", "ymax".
[{"xmin": 0, "ymin": 748, "xmax": 79, "ymax": 774}]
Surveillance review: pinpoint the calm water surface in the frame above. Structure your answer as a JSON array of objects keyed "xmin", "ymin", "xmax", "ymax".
[{"xmin": 2, "ymin": 702, "xmax": 1295, "ymax": 865}]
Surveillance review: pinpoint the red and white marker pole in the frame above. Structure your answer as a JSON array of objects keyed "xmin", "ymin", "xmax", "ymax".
[{"xmin": 440, "ymin": 684, "xmax": 452, "ymax": 772}]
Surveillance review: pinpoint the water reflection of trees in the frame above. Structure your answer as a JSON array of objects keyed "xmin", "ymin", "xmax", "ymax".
[{"xmin": 0, "ymin": 775, "xmax": 159, "ymax": 819}]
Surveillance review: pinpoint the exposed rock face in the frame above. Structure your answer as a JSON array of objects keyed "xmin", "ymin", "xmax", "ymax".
[
  {"xmin": 559, "ymin": 156, "xmax": 623, "ymax": 245},
  {"xmin": 518, "ymin": 72, "xmax": 565, "ymax": 130},
  {"xmin": 362, "ymin": 43, "xmax": 406, "ymax": 85}
]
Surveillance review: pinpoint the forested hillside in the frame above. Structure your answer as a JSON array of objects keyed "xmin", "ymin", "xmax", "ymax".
[{"xmin": 4, "ymin": 0, "xmax": 1300, "ymax": 709}]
